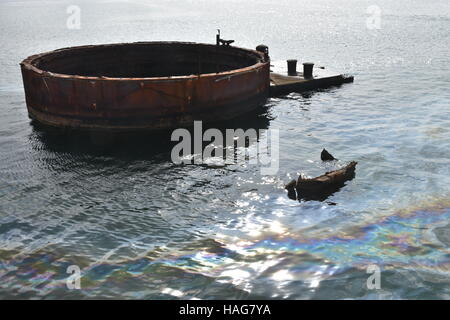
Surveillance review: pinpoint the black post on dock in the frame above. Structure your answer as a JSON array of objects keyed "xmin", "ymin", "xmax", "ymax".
[
  {"xmin": 303, "ymin": 62, "xmax": 314, "ymax": 79},
  {"xmin": 287, "ymin": 59, "xmax": 297, "ymax": 76}
]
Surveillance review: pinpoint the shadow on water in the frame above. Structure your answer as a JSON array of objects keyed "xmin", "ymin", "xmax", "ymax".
[
  {"xmin": 28, "ymin": 104, "xmax": 274, "ymax": 162},
  {"xmin": 273, "ymin": 85, "xmax": 346, "ymax": 101},
  {"xmin": 27, "ymin": 85, "xmax": 330, "ymax": 163}
]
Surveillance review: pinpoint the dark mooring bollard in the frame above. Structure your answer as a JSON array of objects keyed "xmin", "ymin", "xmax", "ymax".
[
  {"xmin": 256, "ymin": 44, "xmax": 270, "ymax": 62},
  {"xmin": 303, "ymin": 62, "xmax": 314, "ymax": 79},
  {"xmin": 287, "ymin": 59, "xmax": 298, "ymax": 76}
]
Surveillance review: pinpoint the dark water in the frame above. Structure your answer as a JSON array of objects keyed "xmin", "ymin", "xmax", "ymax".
[{"xmin": 1, "ymin": 0, "xmax": 450, "ymax": 299}]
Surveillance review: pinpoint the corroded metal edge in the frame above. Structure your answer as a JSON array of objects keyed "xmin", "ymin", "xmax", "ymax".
[{"xmin": 20, "ymin": 41, "xmax": 268, "ymax": 82}]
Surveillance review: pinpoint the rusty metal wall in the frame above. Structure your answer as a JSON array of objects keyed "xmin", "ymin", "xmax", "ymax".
[{"xmin": 20, "ymin": 42, "xmax": 270, "ymax": 131}]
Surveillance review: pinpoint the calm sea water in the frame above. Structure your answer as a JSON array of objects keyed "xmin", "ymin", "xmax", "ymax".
[{"xmin": 1, "ymin": 0, "xmax": 450, "ymax": 299}]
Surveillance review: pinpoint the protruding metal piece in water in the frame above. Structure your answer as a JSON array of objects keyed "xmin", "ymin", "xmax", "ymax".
[
  {"xmin": 287, "ymin": 59, "xmax": 297, "ymax": 76},
  {"xmin": 303, "ymin": 62, "xmax": 314, "ymax": 79},
  {"xmin": 295, "ymin": 161, "xmax": 358, "ymax": 201},
  {"xmin": 285, "ymin": 179, "xmax": 297, "ymax": 200},
  {"xmin": 321, "ymin": 148, "xmax": 336, "ymax": 161}
]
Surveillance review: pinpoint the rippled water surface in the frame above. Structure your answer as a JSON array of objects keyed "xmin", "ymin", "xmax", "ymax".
[{"xmin": 1, "ymin": 0, "xmax": 450, "ymax": 299}]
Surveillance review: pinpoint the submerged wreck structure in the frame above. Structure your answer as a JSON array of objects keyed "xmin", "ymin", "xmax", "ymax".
[
  {"xmin": 286, "ymin": 161, "xmax": 357, "ymax": 201},
  {"xmin": 286, "ymin": 149, "xmax": 357, "ymax": 201},
  {"xmin": 20, "ymin": 42, "xmax": 270, "ymax": 131},
  {"xmin": 20, "ymin": 39, "xmax": 353, "ymax": 132}
]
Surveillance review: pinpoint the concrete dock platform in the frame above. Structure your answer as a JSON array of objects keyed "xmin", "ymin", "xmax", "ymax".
[{"xmin": 269, "ymin": 68, "xmax": 354, "ymax": 97}]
